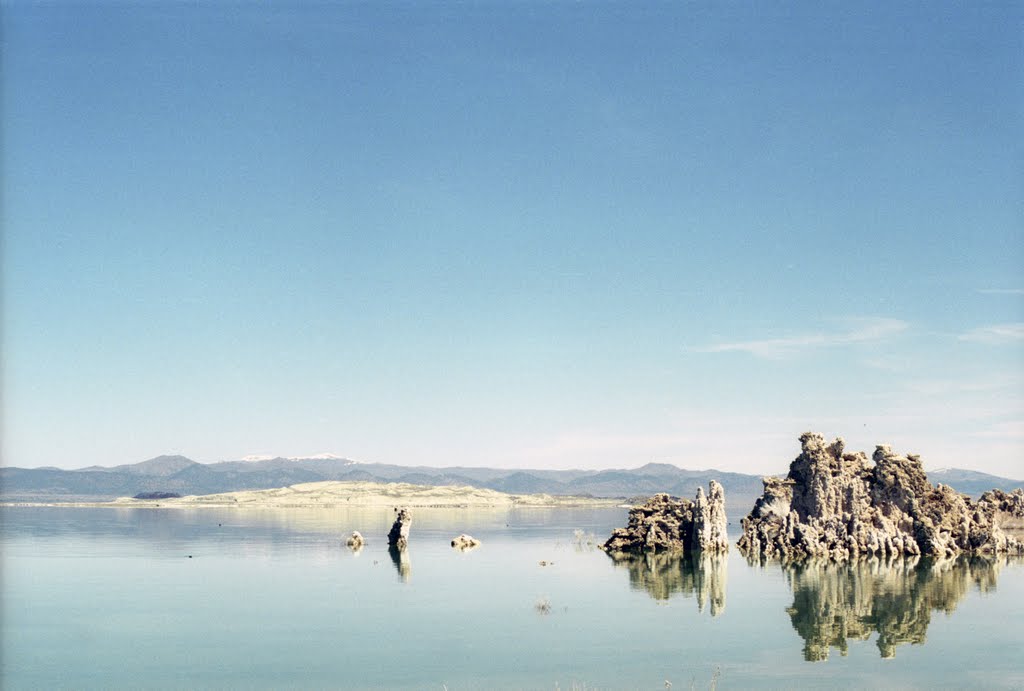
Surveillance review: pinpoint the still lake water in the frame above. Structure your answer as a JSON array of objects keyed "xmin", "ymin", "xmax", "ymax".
[{"xmin": 3, "ymin": 505, "xmax": 1023, "ymax": 690}]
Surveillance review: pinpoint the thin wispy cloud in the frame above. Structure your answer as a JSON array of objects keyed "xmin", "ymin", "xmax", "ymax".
[
  {"xmin": 958, "ymin": 323, "xmax": 1024, "ymax": 345},
  {"xmin": 901, "ymin": 375, "xmax": 1024, "ymax": 397},
  {"xmin": 524, "ymin": 432, "xmax": 695, "ymax": 463},
  {"xmin": 972, "ymin": 421, "xmax": 1024, "ymax": 440},
  {"xmin": 694, "ymin": 317, "xmax": 908, "ymax": 359},
  {"xmin": 977, "ymin": 288, "xmax": 1024, "ymax": 295}
]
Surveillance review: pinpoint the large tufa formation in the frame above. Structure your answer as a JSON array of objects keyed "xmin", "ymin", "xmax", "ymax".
[
  {"xmin": 387, "ymin": 507, "xmax": 412, "ymax": 550},
  {"xmin": 738, "ymin": 432, "xmax": 1024, "ymax": 560},
  {"xmin": 602, "ymin": 481, "xmax": 729, "ymax": 554}
]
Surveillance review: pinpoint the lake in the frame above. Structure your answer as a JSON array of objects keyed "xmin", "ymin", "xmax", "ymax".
[{"xmin": 3, "ymin": 505, "xmax": 1023, "ymax": 689}]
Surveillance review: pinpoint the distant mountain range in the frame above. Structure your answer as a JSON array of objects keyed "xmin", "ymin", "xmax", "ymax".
[
  {"xmin": 925, "ymin": 468, "xmax": 1023, "ymax": 497},
  {"xmin": 2, "ymin": 455, "xmax": 1020, "ymax": 514}
]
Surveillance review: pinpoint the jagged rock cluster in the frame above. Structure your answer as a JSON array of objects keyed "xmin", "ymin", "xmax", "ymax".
[
  {"xmin": 387, "ymin": 507, "xmax": 412, "ymax": 550},
  {"xmin": 738, "ymin": 432, "xmax": 1024, "ymax": 560},
  {"xmin": 602, "ymin": 481, "xmax": 729, "ymax": 554}
]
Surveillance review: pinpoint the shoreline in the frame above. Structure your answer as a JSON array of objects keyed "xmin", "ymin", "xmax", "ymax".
[{"xmin": 0, "ymin": 480, "xmax": 627, "ymax": 510}]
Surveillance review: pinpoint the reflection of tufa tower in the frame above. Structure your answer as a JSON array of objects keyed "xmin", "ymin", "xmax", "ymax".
[
  {"xmin": 388, "ymin": 544, "xmax": 411, "ymax": 583},
  {"xmin": 784, "ymin": 556, "xmax": 1002, "ymax": 660},
  {"xmin": 695, "ymin": 551, "xmax": 728, "ymax": 616},
  {"xmin": 607, "ymin": 550, "xmax": 728, "ymax": 616}
]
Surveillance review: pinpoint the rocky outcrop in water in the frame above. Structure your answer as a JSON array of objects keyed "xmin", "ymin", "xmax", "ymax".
[
  {"xmin": 738, "ymin": 432, "xmax": 1024, "ymax": 560},
  {"xmin": 450, "ymin": 534, "xmax": 480, "ymax": 550},
  {"xmin": 602, "ymin": 482, "xmax": 729, "ymax": 554},
  {"xmin": 388, "ymin": 507, "xmax": 412, "ymax": 549},
  {"xmin": 692, "ymin": 481, "xmax": 730, "ymax": 553},
  {"xmin": 345, "ymin": 531, "xmax": 364, "ymax": 550}
]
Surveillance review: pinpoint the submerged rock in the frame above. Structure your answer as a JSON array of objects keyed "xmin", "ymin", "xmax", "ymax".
[
  {"xmin": 602, "ymin": 482, "xmax": 729, "ymax": 554},
  {"xmin": 388, "ymin": 507, "xmax": 412, "ymax": 550},
  {"xmin": 450, "ymin": 534, "xmax": 481, "ymax": 550},
  {"xmin": 738, "ymin": 432, "xmax": 1024, "ymax": 560}
]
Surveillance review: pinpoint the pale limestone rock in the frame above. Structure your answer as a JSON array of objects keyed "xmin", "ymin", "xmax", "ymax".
[
  {"xmin": 451, "ymin": 534, "xmax": 481, "ymax": 550},
  {"xmin": 738, "ymin": 432, "xmax": 1024, "ymax": 560},
  {"xmin": 602, "ymin": 483, "xmax": 729, "ymax": 554},
  {"xmin": 692, "ymin": 481, "xmax": 730, "ymax": 553},
  {"xmin": 387, "ymin": 507, "xmax": 412, "ymax": 550}
]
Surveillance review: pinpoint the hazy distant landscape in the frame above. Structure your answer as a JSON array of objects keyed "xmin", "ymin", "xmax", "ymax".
[
  {"xmin": 0, "ymin": 454, "xmax": 763, "ymax": 508},
  {"xmin": 4, "ymin": 2, "xmax": 1022, "ymax": 688},
  {"xmin": 3, "ymin": 453, "xmax": 1019, "ymax": 515}
]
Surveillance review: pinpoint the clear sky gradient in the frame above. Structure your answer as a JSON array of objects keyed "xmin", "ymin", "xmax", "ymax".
[{"xmin": 3, "ymin": 3, "xmax": 1022, "ymax": 477}]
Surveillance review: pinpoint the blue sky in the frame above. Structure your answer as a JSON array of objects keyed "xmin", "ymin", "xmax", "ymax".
[{"xmin": 3, "ymin": 3, "xmax": 1022, "ymax": 477}]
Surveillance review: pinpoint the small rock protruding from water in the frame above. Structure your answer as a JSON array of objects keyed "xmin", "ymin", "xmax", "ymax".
[
  {"xmin": 451, "ymin": 534, "xmax": 480, "ymax": 550},
  {"xmin": 345, "ymin": 531, "xmax": 364, "ymax": 550},
  {"xmin": 388, "ymin": 507, "xmax": 412, "ymax": 550}
]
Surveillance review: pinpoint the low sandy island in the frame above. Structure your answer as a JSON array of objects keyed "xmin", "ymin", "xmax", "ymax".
[{"xmin": 39, "ymin": 480, "xmax": 626, "ymax": 509}]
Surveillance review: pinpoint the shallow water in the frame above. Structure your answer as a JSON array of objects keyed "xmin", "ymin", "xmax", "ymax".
[{"xmin": 2, "ymin": 506, "xmax": 1023, "ymax": 689}]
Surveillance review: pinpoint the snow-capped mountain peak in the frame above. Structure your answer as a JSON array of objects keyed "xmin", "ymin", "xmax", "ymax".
[{"xmin": 237, "ymin": 453, "xmax": 355, "ymax": 463}]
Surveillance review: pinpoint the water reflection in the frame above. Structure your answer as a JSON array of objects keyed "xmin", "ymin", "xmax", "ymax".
[
  {"xmin": 389, "ymin": 545, "xmax": 412, "ymax": 583},
  {"xmin": 607, "ymin": 551, "xmax": 727, "ymax": 615},
  {"xmin": 784, "ymin": 555, "xmax": 1008, "ymax": 661}
]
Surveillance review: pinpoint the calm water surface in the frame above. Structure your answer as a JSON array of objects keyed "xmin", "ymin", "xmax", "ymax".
[{"xmin": 3, "ymin": 506, "xmax": 1023, "ymax": 689}]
